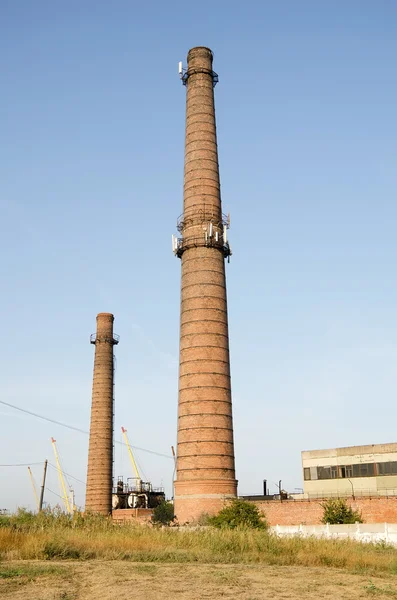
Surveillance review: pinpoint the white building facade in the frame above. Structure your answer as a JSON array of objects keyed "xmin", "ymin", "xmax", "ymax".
[{"xmin": 302, "ymin": 443, "xmax": 397, "ymax": 498}]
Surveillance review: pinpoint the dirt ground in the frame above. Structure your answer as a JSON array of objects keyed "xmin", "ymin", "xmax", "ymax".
[{"xmin": 1, "ymin": 561, "xmax": 397, "ymax": 599}]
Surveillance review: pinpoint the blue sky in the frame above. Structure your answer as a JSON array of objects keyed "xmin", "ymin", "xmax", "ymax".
[{"xmin": 1, "ymin": 0, "xmax": 396, "ymax": 510}]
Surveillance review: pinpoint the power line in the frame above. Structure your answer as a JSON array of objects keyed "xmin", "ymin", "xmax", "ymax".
[
  {"xmin": 0, "ymin": 399, "xmax": 173, "ymax": 460},
  {"xmin": 45, "ymin": 487, "xmax": 64, "ymax": 500},
  {"xmin": 0, "ymin": 462, "xmax": 43, "ymax": 467},
  {"xmin": 0, "ymin": 400, "xmax": 86, "ymax": 434},
  {"xmin": 47, "ymin": 462, "xmax": 85, "ymax": 486}
]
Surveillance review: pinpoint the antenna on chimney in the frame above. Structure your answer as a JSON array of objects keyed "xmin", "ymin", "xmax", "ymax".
[{"xmin": 179, "ymin": 61, "xmax": 189, "ymax": 85}]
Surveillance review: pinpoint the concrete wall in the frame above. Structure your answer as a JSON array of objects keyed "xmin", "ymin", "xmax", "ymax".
[
  {"xmin": 302, "ymin": 443, "xmax": 397, "ymax": 462},
  {"xmin": 253, "ymin": 497, "xmax": 397, "ymax": 526},
  {"xmin": 272, "ymin": 522, "xmax": 397, "ymax": 546},
  {"xmin": 303, "ymin": 478, "xmax": 397, "ymax": 497}
]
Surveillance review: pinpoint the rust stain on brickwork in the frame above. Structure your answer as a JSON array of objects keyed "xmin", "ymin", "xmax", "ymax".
[
  {"xmin": 85, "ymin": 313, "xmax": 119, "ymax": 515},
  {"xmin": 174, "ymin": 47, "xmax": 237, "ymax": 523}
]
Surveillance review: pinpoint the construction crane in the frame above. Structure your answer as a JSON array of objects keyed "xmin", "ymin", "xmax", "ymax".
[
  {"xmin": 121, "ymin": 426, "xmax": 141, "ymax": 487},
  {"xmin": 112, "ymin": 427, "xmax": 165, "ymax": 510},
  {"xmin": 27, "ymin": 466, "xmax": 39, "ymax": 511},
  {"xmin": 51, "ymin": 437, "xmax": 73, "ymax": 514}
]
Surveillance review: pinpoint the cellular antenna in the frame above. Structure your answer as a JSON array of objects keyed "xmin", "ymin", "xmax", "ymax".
[{"xmin": 178, "ymin": 61, "xmax": 183, "ymax": 76}]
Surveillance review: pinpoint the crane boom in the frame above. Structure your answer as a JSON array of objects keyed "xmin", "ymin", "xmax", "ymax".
[
  {"xmin": 51, "ymin": 437, "xmax": 72, "ymax": 514},
  {"xmin": 121, "ymin": 427, "xmax": 140, "ymax": 481},
  {"xmin": 27, "ymin": 466, "xmax": 40, "ymax": 511}
]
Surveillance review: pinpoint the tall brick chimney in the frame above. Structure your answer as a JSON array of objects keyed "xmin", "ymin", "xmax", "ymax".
[
  {"xmin": 173, "ymin": 47, "xmax": 237, "ymax": 523},
  {"xmin": 85, "ymin": 313, "xmax": 119, "ymax": 515}
]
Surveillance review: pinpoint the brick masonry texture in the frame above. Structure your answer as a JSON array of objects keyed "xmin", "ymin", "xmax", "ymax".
[
  {"xmin": 174, "ymin": 47, "xmax": 237, "ymax": 524},
  {"xmin": 112, "ymin": 508, "xmax": 153, "ymax": 524},
  {"xmin": 253, "ymin": 497, "xmax": 397, "ymax": 525},
  {"xmin": 111, "ymin": 498, "xmax": 397, "ymax": 527},
  {"xmin": 85, "ymin": 313, "xmax": 117, "ymax": 515}
]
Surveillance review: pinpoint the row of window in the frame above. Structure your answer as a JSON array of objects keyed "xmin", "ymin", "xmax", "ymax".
[{"xmin": 304, "ymin": 461, "xmax": 397, "ymax": 481}]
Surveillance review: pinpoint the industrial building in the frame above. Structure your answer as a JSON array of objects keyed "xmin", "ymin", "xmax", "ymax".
[{"xmin": 302, "ymin": 443, "xmax": 397, "ymax": 498}]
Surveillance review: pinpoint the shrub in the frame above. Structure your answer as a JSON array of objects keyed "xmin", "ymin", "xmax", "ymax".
[
  {"xmin": 321, "ymin": 498, "xmax": 363, "ymax": 524},
  {"xmin": 208, "ymin": 499, "xmax": 269, "ymax": 530},
  {"xmin": 151, "ymin": 501, "xmax": 175, "ymax": 526}
]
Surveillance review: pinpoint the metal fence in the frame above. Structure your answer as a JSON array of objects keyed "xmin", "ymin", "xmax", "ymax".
[{"xmin": 242, "ymin": 490, "xmax": 397, "ymax": 502}]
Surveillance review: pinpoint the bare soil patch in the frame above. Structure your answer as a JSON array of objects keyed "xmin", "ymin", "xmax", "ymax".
[{"xmin": 1, "ymin": 561, "xmax": 397, "ymax": 599}]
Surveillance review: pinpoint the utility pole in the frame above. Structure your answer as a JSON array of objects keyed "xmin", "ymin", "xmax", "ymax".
[
  {"xmin": 39, "ymin": 459, "xmax": 48, "ymax": 512},
  {"xmin": 69, "ymin": 489, "xmax": 75, "ymax": 513}
]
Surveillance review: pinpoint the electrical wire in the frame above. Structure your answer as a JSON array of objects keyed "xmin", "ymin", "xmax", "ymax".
[
  {"xmin": 0, "ymin": 399, "xmax": 173, "ymax": 460},
  {"xmin": 0, "ymin": 462, "xmax": 43, "ymax": 467},
  {"xmin": 45, "ymin": 487, "xmax": 64, "ymax": 500},
  {"xmin": 0, "ymin": 400, "xmax": 87, "ymax": 433},
  {"xmin": 47, "ymin": 462, "xmax": 85, "ymax": 486}
]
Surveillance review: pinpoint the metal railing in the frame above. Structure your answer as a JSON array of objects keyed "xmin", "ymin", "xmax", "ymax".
[
  {"xmin": 177, "ymin": 208, "xmax": 229, "ymax": 233},
  {"xmin": 242, "ymin": 489, "xmax": 397, "ymax": 501},
  {"xmin": 90, "ymin": 333, "xmax": 120, "ymax": 345}
]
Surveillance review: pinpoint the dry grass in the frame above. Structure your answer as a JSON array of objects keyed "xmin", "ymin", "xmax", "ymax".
[
  {"xmin": 2, "ymin": 511, "xmax": 397, "ymax": 598},
  {"xmin": 1, "ymin": 561, "xmax": 397, "ymax": 599},
  {"xmin": 1, "ymin": 521, "xmax": 397, "ymax": 575}
]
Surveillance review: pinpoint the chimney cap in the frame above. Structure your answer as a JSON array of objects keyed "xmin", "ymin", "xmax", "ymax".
[
  {"xmin": 96, "ymin": 312, "xmax": 114, "ymax": 322},
  {"xmin": 187, "ymin": 46, "xmax": 214, "ymax": 62}
]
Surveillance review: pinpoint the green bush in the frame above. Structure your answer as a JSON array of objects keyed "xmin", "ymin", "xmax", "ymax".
[
  {"xmin": 208, "ymin": 499, "xmax": 269, "ymax": 530},
  {"xmin": 321, "ymin": 498, "xmax": 363, "ymax": 524},
  {"xmin": 151, "ymin": 501, "xmax": 175, "ymax": 526}
]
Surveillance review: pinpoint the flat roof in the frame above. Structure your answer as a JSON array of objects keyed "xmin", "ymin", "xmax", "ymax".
[{"xmin": 302, "ymin": 442, "xmax": 397, "ymax": 459}]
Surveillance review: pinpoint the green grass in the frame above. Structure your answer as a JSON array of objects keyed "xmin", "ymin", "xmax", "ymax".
[
  {"xmin": 364, "ymin": 580, "xmax": 397, "ymax": 596},
  {"xmin": 0, "ymin": 564, "xmax": 70, "ymax": 580}
]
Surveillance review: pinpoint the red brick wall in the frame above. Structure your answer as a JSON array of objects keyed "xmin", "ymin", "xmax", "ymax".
[
  {"xmin": 112, "ymin": 508, "xmax": 153, "ymax": 524},
  {"xmin": 253, "ymin": 497, "xmax": 397, "ymax": 525}
]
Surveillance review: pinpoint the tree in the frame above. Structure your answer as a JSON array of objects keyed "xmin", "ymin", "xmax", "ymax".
[
  {"xmin": 321, "ymin": 498, "xmax": 363, "ymax": 524},
  {"xmin": 208, "ymin": 499, "xmax": 268, "ymax": 530},
  {"xmin": 151, "ymin": 501, "xmax": 175, "ymax": 526}
]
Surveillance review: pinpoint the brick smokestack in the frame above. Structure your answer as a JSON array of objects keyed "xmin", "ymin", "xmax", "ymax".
[
  {"xmin": 85, "ymin": 313, "xmax": 119, "ymax": 515},
  {"xmin": 174, "ymin": 47, "xmax": 237, "ymax": 523}
]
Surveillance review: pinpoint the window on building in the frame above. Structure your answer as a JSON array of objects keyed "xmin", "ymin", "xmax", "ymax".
[
  {"xmin": 378, "ymin": 462, "xmax": 389, "ymax": 475},
  {"xmin": 352, "ymin": 463, "xmax": 375, "ymax": 477},
  {"xmin": 358, "ymin": 463, "xmax": 374, "ymax": 477},
  {"xmin": 310, "ymin": 466, "xmax": 318, "ymax": 480},
  {"xmin": 317, "ymin": 466, "xmax": 331, "ymax": 480},
  {"xmin": 306, "ymin": 460, "xmax": 397, "ymax": 482}
]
